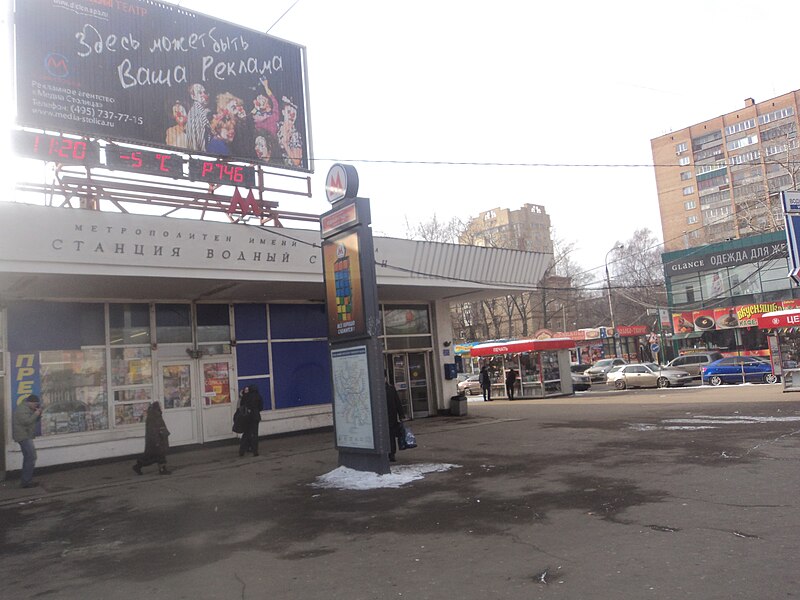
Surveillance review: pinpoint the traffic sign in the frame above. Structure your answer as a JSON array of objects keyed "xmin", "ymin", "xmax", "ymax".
[{"xmin": 650, "ymin": 343, "xmax": 660, "ymax": 354}]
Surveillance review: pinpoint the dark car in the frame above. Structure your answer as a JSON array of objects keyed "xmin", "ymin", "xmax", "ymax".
[
  {"xmin": 701, "ymin": 356, "xmax": 778, "ymax": 386},
  {"xmin": 666, "ymin": 352, "xmax": 724, "ymax": 379},
  {"xmin": 570, "ymin": 370, "xmax": 592, "ymax": 391}
]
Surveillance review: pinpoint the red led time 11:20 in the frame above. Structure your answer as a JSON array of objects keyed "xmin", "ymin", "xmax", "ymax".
[{"xmin": 13, "ymin": 130, "xmax": 101, "ymax": 166}]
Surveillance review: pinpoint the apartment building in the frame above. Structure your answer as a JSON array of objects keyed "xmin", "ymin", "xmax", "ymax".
[
  {"xmin": 651, "ymin": 91, "xmax": 800, "ymax": 252},
  {"xmin": 460, "ymin": 203, "xmax": 554, "ymax": 255}
]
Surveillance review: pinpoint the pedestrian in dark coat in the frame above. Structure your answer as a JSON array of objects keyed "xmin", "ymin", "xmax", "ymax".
[
  {"xmin": 385, "ymin": 379, "xmax": 405, "ymax": 462},
  {"xmin": 133, "ymin": 402, "xmax": 171, "ymax": 475},
  {"xmin": 479, "ymin": 366, "xmax": 492, "ymax": 401},
  {"xmin": 505, "ymin": 368, "xmax": 519, "ymax": 400},
  {"xmin": 238, "ymin": 385, "xmax": 263, "ymax": 457}
]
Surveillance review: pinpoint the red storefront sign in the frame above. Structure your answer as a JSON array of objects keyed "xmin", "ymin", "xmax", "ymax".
[
  {"xmin": 470, "ymin": 338, "xmax": 575, "ymax": 357},
  {"xmin": 616, "ymin": 325, "xmax": 649, "ymax": 336},
  {"xmin": 757, "ymin": 309, "xmax": 800, "ymax": 329}
]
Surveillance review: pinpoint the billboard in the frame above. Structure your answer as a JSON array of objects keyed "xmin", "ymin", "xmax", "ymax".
[{"xmin": 14, "ymin": 0, "xmax": 311, "ymax": 171}]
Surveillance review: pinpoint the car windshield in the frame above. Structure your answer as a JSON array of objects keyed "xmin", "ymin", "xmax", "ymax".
[
  {"xmin": 608, "ymin": 365, "xmax": 623, "ymax": 373},
  {"xmin": 593, "ymin": 359, "xmax": 614, "ymax": 368},
  {"xmin": 642, "ymin": 362, "xmax": 661, "ymax": 371}
]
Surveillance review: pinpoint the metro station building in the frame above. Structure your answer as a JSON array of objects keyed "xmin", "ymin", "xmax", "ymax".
[{"xmin": 0, "ymin": 201, "xmax": 551, "ymax": 473}]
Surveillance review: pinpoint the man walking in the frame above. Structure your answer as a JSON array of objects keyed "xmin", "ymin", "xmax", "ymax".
[{"xmin": 13, "ymin": 394, "xmax": 42, "ymax": 488}]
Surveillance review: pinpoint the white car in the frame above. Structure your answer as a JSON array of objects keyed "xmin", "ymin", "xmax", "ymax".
[{"xmin": 606, "ymin": 362, "xmax": 694, "ymax": 390}]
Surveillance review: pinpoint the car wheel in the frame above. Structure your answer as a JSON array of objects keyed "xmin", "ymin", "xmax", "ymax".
[
  {"xmin": 614, "ymin": 379, "xmax": 626, "ymax": 390},
  {"xmin": 709, "ymin": 375, "xmax": 723, "ymax": 386},
  {"xmin": 764, "ymin": 373, "xmax": 778, "ymax": 384},
  {"xmin": 657, "ymin": 377, "xmax": 670, "ymax": 389}
]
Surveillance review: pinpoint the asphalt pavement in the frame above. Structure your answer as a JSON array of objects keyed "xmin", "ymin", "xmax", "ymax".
[{"xmin": 2, "ymin": 383, "xmax": 800, "ymax": 600}]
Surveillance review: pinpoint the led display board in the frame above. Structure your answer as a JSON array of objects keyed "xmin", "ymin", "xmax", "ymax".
[
  {"xmin": 13, "ymin": 129, "xmax": 101, "ymax": 166},
  {"xmin": 15, "ymin": 0, "xmax": 310, "ymax": 171},
  {"xmin": 105, "ymin": 145, "xmax": 184, "ymax": 179}
]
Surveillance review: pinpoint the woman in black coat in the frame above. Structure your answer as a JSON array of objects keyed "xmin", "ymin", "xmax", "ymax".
[
  {"xmin": 385, "ymin": 380, "xmax": 405, "ymax": 462},
  {"xmin": 133, "ymin": 402, "xmax": 171, "ymax": 475},
  {"xmin": 238, "ymin": 385, "xmax": 263, "ymax": 457}
]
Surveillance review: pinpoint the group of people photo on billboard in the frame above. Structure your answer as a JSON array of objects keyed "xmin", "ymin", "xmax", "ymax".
[{"xmin": 164, "ymin": 76, "xmax": 304, "ymax": 168}]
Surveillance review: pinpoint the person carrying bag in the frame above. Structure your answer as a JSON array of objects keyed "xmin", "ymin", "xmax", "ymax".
[{"xmin": 235, "ymin": 385, "xmax": 263, "ymax": 457}]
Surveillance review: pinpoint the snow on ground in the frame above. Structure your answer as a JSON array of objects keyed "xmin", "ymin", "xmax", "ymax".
[{"xmin": 311, "ymin": 463, "xmax": 460, "ymax": 490}]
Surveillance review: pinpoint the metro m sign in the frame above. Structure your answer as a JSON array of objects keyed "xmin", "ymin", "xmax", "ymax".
[{"xmin": 227, "ymin": 189, "xmax": 261, "ymax": 217}]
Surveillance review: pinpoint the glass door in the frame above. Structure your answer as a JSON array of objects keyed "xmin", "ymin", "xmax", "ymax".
[
  {"xmin": 158, "ymin": 360, "xmax": 198, "ymax": 445},
  {"xmin": 199, "ymin": 358, "xmax": 236, "ymax": 441},
  {"xmin": 407, "ymin": 352, "xmax": 431, "ymax": 418},
  {"xmin": 389, "ymin": 353, "xmax": 413, "ymax": 419}
]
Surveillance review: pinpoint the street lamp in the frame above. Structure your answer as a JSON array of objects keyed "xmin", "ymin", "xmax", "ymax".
[{"xmin": 605, "ymin": 243, "xmax": 624, "ymax": 357}]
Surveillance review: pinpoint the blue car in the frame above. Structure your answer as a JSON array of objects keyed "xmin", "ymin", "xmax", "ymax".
[{"xmin": 701, "ymin": 356, "xmax": 777, "ymax": 386}]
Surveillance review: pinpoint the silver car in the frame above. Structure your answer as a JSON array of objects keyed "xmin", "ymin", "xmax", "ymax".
[
  {"xmin": 606, "ymin": 362, "xmax": 694, "ymax": 389},
  {"xmin": 457, "ymin": 374, "xmax": 482, "ymax": 395},
  {"xmin": 585, "ymin": 358, "xmax": 627, "ymax": 382},
  {"xmin": 666, "ymin": 352, "xmax": 723, "ymax": 379}
]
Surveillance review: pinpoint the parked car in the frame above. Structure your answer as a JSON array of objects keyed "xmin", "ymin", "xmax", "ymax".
[
  {"xmin": 585, "ymin": 358, "xmax": 627, "ymax": 382},
  {"xmin": 666, "ymin": 352, "xmax": 724, "ymax": 379},
  {"xmin": 571, "ymin": 370, "xmax": 592, "ymax": 391},
  {"xmin": 701, "ymin": 357, "xmax": 778, "ymax": 386},
  {"xmin": 570, "ymin": 363, "xmax": 592, "ymax": 374},
  {"xmin": 457, "ymin": 374, "xmax": 482, "ymax": 395},
  {"xmin": 606, "ymin": 362, "xmax": 694, "ymax": 389}
]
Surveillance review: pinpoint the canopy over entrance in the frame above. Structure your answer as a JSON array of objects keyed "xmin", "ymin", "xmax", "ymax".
[{"xmin": 470, "ymin": 338, "xmax": 575, "ymax": 357}]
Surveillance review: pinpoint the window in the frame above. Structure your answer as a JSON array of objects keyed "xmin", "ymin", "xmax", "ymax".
[
  {"xmin": 111, "ymin": 346, "xmax": 153, "ymax": 426},
  {"xmin": 726, "ymin": 135, "xmax": 758, "ymax": 151},
  {"xmin": 678, "ymin": 156, "xmax": 691, "ymax": 166},
  {"xmin": 680, "ymin": 171, "xmax": 692, "ymax": 181},
  {"xmin": 676, "ymin": 142, "xmax": 688, "ymax": 153},
  {"xmin": 684, "ymin": 200, "xmax": 696, "ymax": 210},
  {"xmin": 759, "ymin": 106, "xmax": 794, "ymax": 126},
  {"xmin": 687, "ymin": 215, "xmax": 698, "ymax": 224},
  {"xmin": 109, "ymin": 303, "xmax": 150, "ymax": 345},
  {"xmin": 725, "ymin": 119, "xmax": 756, "ymax": 136},
  {"xmin": 683, "ymin": 186, "xmax": 694, "ymax": 195},
  {"xmin": 483, "ymin": 210, "xmax": 496, "ymax": 220},
  {"xmin": 196, "ymin": 303, "xmax": 231, "ymax": 355},
  {"xmin": 156, "ymin": 304, "xmax": 192, "ymax": 344}
]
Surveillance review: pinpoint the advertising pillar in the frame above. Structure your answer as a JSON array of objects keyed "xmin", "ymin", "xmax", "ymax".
[{"xmin": 321, "ymin": 165, "xmax": 390, "ymax": 474}]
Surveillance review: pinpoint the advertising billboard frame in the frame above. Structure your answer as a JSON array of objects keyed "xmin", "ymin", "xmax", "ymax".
[{"xmin": 13, "ymin": 0, "xmax": 313, "ymax": 173}]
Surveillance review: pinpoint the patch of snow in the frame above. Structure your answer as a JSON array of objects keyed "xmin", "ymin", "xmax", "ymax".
[{"xmin": 310, "ymin": 463, "xmax": 461, "ymax": 490}]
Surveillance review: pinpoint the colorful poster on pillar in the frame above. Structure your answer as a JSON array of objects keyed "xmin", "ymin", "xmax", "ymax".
[{"xmin": 322, "ymin": 231, "xmax": 366, "ymax": 339}]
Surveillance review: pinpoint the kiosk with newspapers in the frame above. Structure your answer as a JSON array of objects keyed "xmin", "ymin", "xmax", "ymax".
[{"xmin": 469, "ymin": 338, "xmax": 576, "ymax": 398}]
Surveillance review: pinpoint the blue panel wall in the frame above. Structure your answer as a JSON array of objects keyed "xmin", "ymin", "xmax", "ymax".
[
  {"xmin": 271, "ymin": 340, "xmax": 332, "ymax": 408},
  {"xmin": 270, "ymin": 304, "xmax": 327, "ymax": 340},
  {"xmin": 8, "ymin": 302, "xmax": 104, "ymax": 352},
  {"xmin": 234, "ymin": 304, "xmax": 267, "ymax": 340},
  {"xmin": 235, "ymin": 343, "xmax": 269, "ymax": 376}
]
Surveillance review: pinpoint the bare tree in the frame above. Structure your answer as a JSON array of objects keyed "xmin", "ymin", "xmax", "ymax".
[
  {"xmin": 608, "ymin": 229, "xmax": 666, "ymax": 328},
  {"xmin": 404, "ymin": 214, "xmax": 466, "ymax": 244}
]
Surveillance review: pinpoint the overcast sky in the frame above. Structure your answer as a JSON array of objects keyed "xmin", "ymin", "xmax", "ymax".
[{"xmin": 7, "ymin": 0, "xmax": 800, "ymax": 280}]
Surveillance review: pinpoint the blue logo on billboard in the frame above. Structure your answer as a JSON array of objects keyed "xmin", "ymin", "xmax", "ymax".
[{"xmin": 44, "ymin": 53, "xmax": 69, "ymax": 78}]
